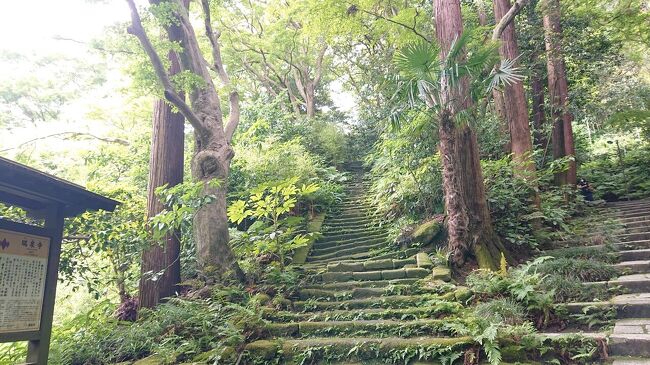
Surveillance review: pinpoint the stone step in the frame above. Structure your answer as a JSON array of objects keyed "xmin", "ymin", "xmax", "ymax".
[
  {"xmin": 319, "ymin": 267, "xmax": 430, "ymax": 283},
  {"xmin": 324, "ymin": 220, "xmax": 385, "ymax": 231},
  {"xmin": 610, "ymin": 333, "xmax": 650, "ymax": 357},
  {"xmin": 293, "ymin": 294, "xmax": 449, "ymax": 311},
  {"xmin": 306, "ymin": 249, "xmax": 408, "ymax": 265},
  {"xmin": 329, "ymin": 211, "xmax": 382, "ymax": 221},
  {"xmin": 326, "ymin": 257, "xmax": 416, "ymax": 273},
  {"xmin": 611, "ymin": 357, "xmax": 650, "ymax": 365},
  {"xmin": 303, "ymin": 278, "xmax": 420, "ymax": 291},
  {"xmin": 318, "ymin": 229, "xmax": 388, "ymax": 245},
  {"xmin": 612, "ymin": 209, "xmax": 650, "ymax": 219},
  {"xmin": 616, "ymin": 232, "xmax": 650, "ymax": 242},
  {"xmin": 620, "ymin": 249, "xmax": 650, "ymax": 261},
  {"xmin": 616, "ymin": 260, "xmax": 650, "ymax": 274},
  {"xmin": 608, "ymin": 204, "xmax": 650, "ymax": 213},
  {"xmin": 266, "ymin": 318, "xmax": 464, "ymax": 338},
  {"xmin": 262, "ymin": 304, "xmax": 463, "ymax": 323},
  {"xmin": 298, "ymin": 283, "xmax": 448, "ymax": 300},
  {"xmin": 618, "ymin": 215, "xmax": 650, "ymax": 224},
  {"xmin": 623, "ymin": 219, "xmax": 650, "ymax": 230},
  {"xmin": 312, "ymin": 235, "xmax": 388, "ymax": 254},
  {"xmin": 243, "ymin": 336, "xmax": 472, "ymax": 363},
  {"xmin": 566, "ymin": 294, "xmax": 650, "ymax": 318},
  {"xmin": 587, "ymin": 273, "xmax": 650, "ymax": 294},
  {"xmin": 307, "ymin": 241, "xmax": 388, "ymax": 262}
]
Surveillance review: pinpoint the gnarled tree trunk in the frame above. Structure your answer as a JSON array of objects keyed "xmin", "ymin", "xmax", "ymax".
[
  {"xmin": 434, "ymin": 0, "xmax": 509, "ymax": 271},
  {"xmin": 542, "ymin": 0, "xmax": 576, "ymax": 186}
]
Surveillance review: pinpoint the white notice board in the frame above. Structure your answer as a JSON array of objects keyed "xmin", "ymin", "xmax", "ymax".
[{"xmin": 0, "ymin": 228, "xmax": 50, "ymax": 333}]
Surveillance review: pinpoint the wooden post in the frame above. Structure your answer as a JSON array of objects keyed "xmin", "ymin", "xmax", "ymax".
[{"xmin": 26, "ymin": 205, "xmax": 64, "ymax": 365}]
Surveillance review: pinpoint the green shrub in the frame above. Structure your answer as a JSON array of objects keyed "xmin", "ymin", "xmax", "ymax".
[{"xmin": 473, "ymin": 298, "xmax": 527, "ymax": 325}]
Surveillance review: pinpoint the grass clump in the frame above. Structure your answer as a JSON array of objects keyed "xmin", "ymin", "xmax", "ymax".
[
  {"xmin": 473, "ymin": 298, "xmax": 526, "ymax": 326},
  {"xmin": 537, "ymin": 258, "xmax": 618, "ymax": 282}
]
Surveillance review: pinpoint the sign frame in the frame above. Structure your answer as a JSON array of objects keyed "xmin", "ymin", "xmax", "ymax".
[{"xmin": 0, "ymin": 207, "xmax": 63, "ymax": 365}]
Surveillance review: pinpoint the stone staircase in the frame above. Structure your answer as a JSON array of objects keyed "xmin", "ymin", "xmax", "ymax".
[
  {"xmin": 555, "ymin": 198, "xmax": 650, "ymax": 363},
  {"xmin": 243, "ymin": 163, "xmax": 471, "ymax": 364}
]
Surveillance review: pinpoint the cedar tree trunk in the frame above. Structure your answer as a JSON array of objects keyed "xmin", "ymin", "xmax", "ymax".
[
  {"xmin": 139, "ymin": 0, "xmax": 186, "ymax": 309},
  {"xmin": 542, "ymin": 0, "xmax": 576, "ymax": 186}
]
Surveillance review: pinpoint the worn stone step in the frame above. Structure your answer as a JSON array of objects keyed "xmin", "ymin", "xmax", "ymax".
[
  {"xmin": 587, "ymin": 273, "xmax": 650, "ymax": 294},
  {"xmin": 616, "ymin": 232, "xmax": 650, "ymax": 242},
  {"xmin": 610, "ymin": 357, "xmax": 650, "ymax": 365},
  {"xmin": 320, "ymin": 267, "xmax": 430, "ymax": 283},
  {"xmin": 624, "ymin": 219, "xmax": 650, "ymax": 230},
  {"xmin": 266, "ymin": 318, "xmax": 465, "ymax": 338},
  {"xmin": 307, "ymin": 249, "xmax": 407, "ymax": 265},
  {"xmin": 616, "ymin": 260, "xmax": 650, "ymax": 273},
  {"xmin": 324, "ymin": 220, "xmax": 385, "ymax": 231},
  {"xmin": 318, "ymin": 229, "xmax": 388, "ymax": 245},
  {"xmin": 566, "ymin": 294, "xmax": 650, "ymax": 318},
  {"xmin": 618, "ymin": 215, "xmax": 650, "ymax": 224},
  {"xmin": 620, "ymin": 249, "xmax": 650, "ymax": 261},
  {"xmin": 307, "ymin": 241, "xmax": 387, "ymax": 262},
  {"xmin": 327, "ymin": 257, "xmax": 416, "ymax": 273},
  {"xmin": 312, "ymin": 235, "xmax": 388, "ymax": 254},
  {"xmin": 298, "ymin": 283, "xmax": 449, "ymax": 300},
  {"xmin": 262, "ymin": 304, "xmax": 463, "ymax": 323},
  {"xmin": 612, "ymin": 209, "xmax": 650, "ymax": 219},
  {"xmin": 303, "ymin": 278, "xmax": 420, "ymax": 291},
  {"xmin": 293, "ymin": 293, "xmax": 452, "ymax": 311},
  {"xmin": 243, "ymin": 336, "xmax": 472, "ymax": 363},
  {"xmin": 610, "ymin": 333, "xmax": 650, "ymax": 357}
]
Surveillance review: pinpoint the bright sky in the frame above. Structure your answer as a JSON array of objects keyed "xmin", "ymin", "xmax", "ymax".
[
  {"xmin": 0, "ymin": 0, "xmax": 357, "ymax": 160},
  {"xmin": 0, "ymin": 0, "xmax": 128, "ymax": 53}
]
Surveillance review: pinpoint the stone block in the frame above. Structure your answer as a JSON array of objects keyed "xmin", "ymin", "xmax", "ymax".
[
  {"xmin": 364, "ymin": 259, "xmax": 395, "ymax": 270},
  {"xmin": 382, "ymin": 269, "xmax": 406, "ymax": 280},
  {"xmin": 432, "ymin": 267, "xmax": 451, "ymax": 282},
  {"xmin": 405, "ymin": 267, "xmax": 430, "ymax": 278},
  {"xmin": 416, "ymin": 252, "xmax": 434, "ymax": 269},
  {"xmin": 353, "ymin": 270, "xmax": 382, "ymax": 281},
  {"xmin": 322, "ymin": 272, "xmax": 353, "ymax": 282}
]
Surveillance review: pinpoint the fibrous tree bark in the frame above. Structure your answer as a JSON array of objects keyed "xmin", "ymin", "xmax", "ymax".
[
  {"xmin": 493, "ymin": 0, "xmax": 536, "ymax": 173},
  {"xmin": 127, "ymin": 0, "xmax": 245, "ymax": 281},
  {"xmin": 433, "ymin": 0, "xmax": 509, "ymax": 271},
  {"xmin": 542, "ymin": 0, "xmax": 576, "ymax": 186},
  {"xmin": 138, "ymin": 0, "xmax": 186, "ymax": 310}
]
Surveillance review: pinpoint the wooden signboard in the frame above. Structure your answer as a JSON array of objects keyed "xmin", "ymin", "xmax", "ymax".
[{"xmin": 0, "ymin": 228, "xmax": 51, "ymax": 335}]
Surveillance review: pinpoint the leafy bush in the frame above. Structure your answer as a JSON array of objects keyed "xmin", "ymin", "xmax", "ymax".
[
  {"xmin": 228, "ymin": 178, "xmax": 319, "ymax": 266},
  {"xmin": 582, "ymin": 142, "xmax": 650, "ymax": 200},
  {"xmin": 49, "ymin": 297, "xmax": 261, "ymax": 364}
]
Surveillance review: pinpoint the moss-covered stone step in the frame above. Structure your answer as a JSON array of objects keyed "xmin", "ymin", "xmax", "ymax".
[
  {"xmin": 315, "ymin": 231, "xmax": 388, "ymax": 247},
  {"xmin": 615, "ymin": 232, "xmax": 650, "ymax": 242},
  {"xmin": 243, "ymin": 336, "xmax": 472, "ymax": 364},
  {"xmin": 298, "ymin": 283, "xmax": 448, "ymax": 300},
  {"xmin": 327, "ymin": 212, "xmax": 382, "ymax": 223},
  {"xmin": 266, "ymin": 318, "xmax": 468, "ymax": 338},
  {"xmin": 307, "ymin": 242, "xmax": 388, "ymax": 262},
  {"xmin": 306, "ymin": 251, "xmax": 398, "ymax": 266},
  {"xmin": 293, "ymin": 293, "xmax": 458, "ymax": 311},
  {"xmin": 261, "ymin": 302, "xmax": 464, "ymax": 323},
  {"xmin": 303, "ymin": 278, "xmax": 420, "ymax": 291},
  {"xmin": 326, "ymin": 257, "xmax": 416, "ymax": 273},
  {"xmin": 318, "ymin": 229, "xmax": 388, "ymax": 244},
  {"xmin": 312, "ymin": 238, "xmax": 389, "ymax": 256},
  {"xmin": 319, "ymin": 267, "xmax": 430, "ymax": 283}
]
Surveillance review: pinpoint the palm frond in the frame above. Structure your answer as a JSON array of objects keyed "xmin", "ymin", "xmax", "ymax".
[
  {"xmin": 488, "ymin": 57, "xmax": 524, "ymax": 92},
  {"xmin": 394, "ymin": 40, "xmax": 440, "ymax": 81}
]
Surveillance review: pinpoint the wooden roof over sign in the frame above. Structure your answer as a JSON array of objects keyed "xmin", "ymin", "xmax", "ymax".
[{"xmin": 0, "ymin": 156, "xmax": 119, "ymax": 217}]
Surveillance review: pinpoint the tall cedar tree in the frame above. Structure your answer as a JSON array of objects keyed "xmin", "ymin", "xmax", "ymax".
[
  {"xmin": 127, "ymin": 0, "xmax": 246, "ymax": 281},
  {"xmin": 139, "ymin": 0, "xmax": 187, "ymax": 309},
  {"xmin": 493, "ymin": 0, "xmax": 535, "ymax": 172},
  {"xmin": 542, "ymin": 0, "xmax": 577, "ymax": 186},
  {"xmin": 433, "ymin": 0, "xmax": 509, "ymax": 270}
]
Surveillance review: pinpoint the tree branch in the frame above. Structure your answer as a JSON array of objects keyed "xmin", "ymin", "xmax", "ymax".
[
  {"xmin": 492, "ymin": 0, "xmax": 529, "ymax": 40},
  {"xmin": 313, "ymin": 44, "xmax": 328, "ymax": 86},
  {"xmin": 200, "ymin": 0, "xmax": 240, "ymax": 142},
  {"xmin": 125, "ymin": 0, "xmax": 206, "ymax": 134},
  {"xmin": 0, "ymin": 132, "xmax": 130, "ymax": 153},
  {"xmin": 349, "ymin": 2, "xmax": 432, "ymax": 43}
]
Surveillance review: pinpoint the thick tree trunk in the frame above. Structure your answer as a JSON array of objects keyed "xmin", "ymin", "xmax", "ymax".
[
  {"xmin": 493, "ymin": 0, "xmax": 535, "ymax": 172},
  {"xmin": 305, "ymin": 82, "xmax": 316, "ymax": 119},
  {"xmin": 139, "ymin": 3, "xmax": 185, "ymax": 309},
  {"xmin": 542, "ymin": 0, "xmax": 576, "ymax": 186},
  {"xmin": 191, "ymin": 127, "xmax": 246, "ymax": 282},
  {"xmin": 434, "ymin": 0, "xmax": 509, "ymax": 271}
]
